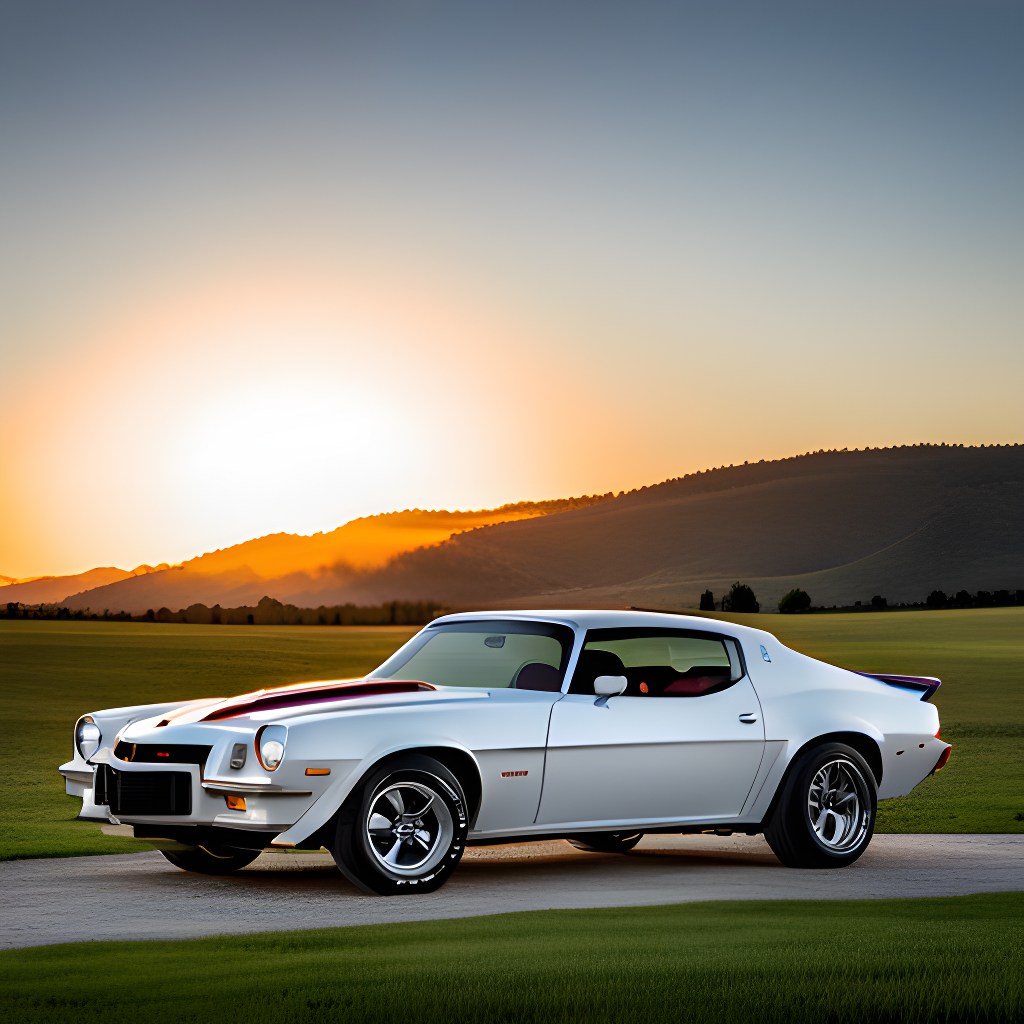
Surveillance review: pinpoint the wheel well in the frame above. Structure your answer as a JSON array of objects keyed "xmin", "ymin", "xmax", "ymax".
[
  {"xmin": 304, "ymin": 745, "xmax": 484, "ymax": 850},
  {"xmin": 758, "ymin": 731, "xmax": 882, "ymax": 832},
  {"xmin": 355, "ymin": 746, "xmax": 483, "ymax": 828},
  {"xmin": 415, "ymin": 746, "xmax": 483, "ymax": 826},
  {"xmin": 795, "ymin": 732, "xmax": 883, "ymax": 785}
]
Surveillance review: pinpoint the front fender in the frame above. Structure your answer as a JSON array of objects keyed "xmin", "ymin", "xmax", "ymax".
[{"xmin": 271, "ymin": 738, "xmax": 481, "ymax": 848}]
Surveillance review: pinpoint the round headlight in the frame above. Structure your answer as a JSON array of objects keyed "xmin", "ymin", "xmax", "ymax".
[
  {"xmin": 256, "ymin": 725, "xmax": 287, "ymax": 771},
  {"xmin": 76, "ymin": 717, "xmax": 102, "ymax": 759}
]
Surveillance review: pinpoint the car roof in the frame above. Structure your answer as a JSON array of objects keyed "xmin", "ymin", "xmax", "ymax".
[{"xmin": 430, "ymin": 608, "xmax": 772, "ymax": 643}]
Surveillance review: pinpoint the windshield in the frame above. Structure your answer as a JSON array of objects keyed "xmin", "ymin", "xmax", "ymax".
[{"xmin": 368, "ymin": 619, "xmax": 575, "ymax": 689}]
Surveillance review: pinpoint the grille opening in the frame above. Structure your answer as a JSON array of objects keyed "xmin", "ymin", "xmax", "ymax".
[{"xmin": 97, "ymin": 766, "xmax": 192, "ymax": 815}]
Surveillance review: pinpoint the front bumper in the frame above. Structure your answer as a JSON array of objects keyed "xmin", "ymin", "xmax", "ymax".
[{"xmin": 64, "ymin": 748, "xmax": 340, "ymax": 836}]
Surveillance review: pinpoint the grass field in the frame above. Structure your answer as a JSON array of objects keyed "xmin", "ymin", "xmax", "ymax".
[
  {"xmin": 1, "ymin": 893, "xmax": 1021, "ymax": 1024},
  {"xmin": 1, "ymin": 607, "xmax": 1021, "ymax": 861}
]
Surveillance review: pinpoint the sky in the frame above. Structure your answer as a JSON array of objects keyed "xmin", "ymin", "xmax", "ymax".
[{"xmin": 2, "ymin": 0, "xmax": 1022, "ymax": 578}]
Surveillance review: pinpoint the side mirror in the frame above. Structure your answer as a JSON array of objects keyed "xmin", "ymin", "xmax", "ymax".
[{"xmin": 594, "ymin": 675, "xmax": 628, "ymax": 697}]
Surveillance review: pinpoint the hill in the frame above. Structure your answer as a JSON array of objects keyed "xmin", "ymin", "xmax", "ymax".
[
  {"xmin": 6, "ymin": 497, "xmax": 611, "ymax": 613},
  {"xmin": 341, "ymin": 444, "xmax": 1019, "ymax": 611},
  {"xmin": 0, "ymin": 566, "xmax": 164, "ymax": 606},
  {"xmin": 38, "ymin": 444, "xmax": 1023, "ymax": 615}
]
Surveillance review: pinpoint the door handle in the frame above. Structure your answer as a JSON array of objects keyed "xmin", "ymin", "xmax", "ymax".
[{"xmin": 738, "ymin": 713, "xmax": 758, "ymax": 724}]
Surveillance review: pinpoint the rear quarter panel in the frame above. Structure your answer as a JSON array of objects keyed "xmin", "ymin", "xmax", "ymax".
[{"xmin": 740, "ymin": 630, "xmax": 942, "ymax": 815}]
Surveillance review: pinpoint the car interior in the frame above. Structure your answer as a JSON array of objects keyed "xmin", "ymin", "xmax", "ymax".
[{"xmin": 567, "ymin": 646, "xmax": 734, "ymax": 697}]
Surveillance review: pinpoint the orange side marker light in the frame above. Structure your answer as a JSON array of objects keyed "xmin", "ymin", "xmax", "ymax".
[
  {"xmin": 305, "ymin": 768, "xmax": 331, "ymax": 776},
  {"xmin": 225, "ymin": 795, "xmax": 247, "ymax": 810}
]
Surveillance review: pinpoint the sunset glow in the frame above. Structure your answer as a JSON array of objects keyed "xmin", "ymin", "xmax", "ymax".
[{"xmin": 2, "ymin": 1, "xmax": 1021, "ymax": 579}]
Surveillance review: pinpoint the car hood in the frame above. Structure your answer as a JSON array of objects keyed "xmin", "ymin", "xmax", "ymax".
[{"xmin": 143, "ymin": 678, "xmax": 491, "ymax": 730}]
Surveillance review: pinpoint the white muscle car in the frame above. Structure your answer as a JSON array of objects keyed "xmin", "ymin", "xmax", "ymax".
[{"xmin": 59, "ymin": 610, "xmax": 951, "ymax": 894}]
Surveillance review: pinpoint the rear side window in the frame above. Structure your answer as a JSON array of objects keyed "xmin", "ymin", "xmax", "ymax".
[{"xmin": 569, "ymin": 628, "xmax": 744, "ymax": 697}]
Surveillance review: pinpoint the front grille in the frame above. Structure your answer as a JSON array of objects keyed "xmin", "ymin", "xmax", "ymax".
[
  {"xmin": 114, "ymin": 742, "xmax": 212, "ymax": 765},
  {"xmin": 98, "ymin": 767, "xmax": 192, "ymax": 816}
]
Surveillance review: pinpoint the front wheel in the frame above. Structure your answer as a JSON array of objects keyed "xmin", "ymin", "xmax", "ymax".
[
  {"xmin": 567, "ymin": 831, "xmax": 644, "ymax": 853},
  {"xmin": 160, "ymin": 845, "xmax": 261, "ymax": 875},
  {"xmin": 332, "ymin": 755, "xmax": 469, "ymax": 895},
  {"xmin": 765, "ymin": 742, "xmax": 876, "ymax": 868}
]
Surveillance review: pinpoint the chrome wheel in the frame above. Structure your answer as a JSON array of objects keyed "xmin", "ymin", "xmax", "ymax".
[
  {"xmin": 365, "ymin": 780, "xmax": 454, "ymax": 877},
  {"xmin": 807, "ymin": 758, "xmax": 871, "ymax": 853}
]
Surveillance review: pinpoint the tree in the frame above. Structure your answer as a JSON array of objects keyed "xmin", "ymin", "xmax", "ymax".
[
  {"xmin": 778, "ymin": 589, "xmax": 811, "ymax": 614},
  {"xmin": 926, "ymin": 590, "xmax": 948, "ymax": 608},
  {"xmin": 723, "ymin": 582, "xmax": 759, "ymax": 613},
  {"xmin": 699, "ymin": 590, "xmax": 715, "ymax": 611},
  {"xmin": 870, "ymin": 595, "xmax": 888, "ymax": 609}
]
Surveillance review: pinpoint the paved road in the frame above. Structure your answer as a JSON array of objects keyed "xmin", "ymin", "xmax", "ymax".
[{"xmin": 3, "ymin": 833, "xmax": 1022, "ymax": 949}]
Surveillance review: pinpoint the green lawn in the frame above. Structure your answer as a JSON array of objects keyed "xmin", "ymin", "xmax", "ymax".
[
  {"xmin": 1, "ymin": 893, "xmax": 1021, "ymax": 1024},
  {"xmin": 1, "ymin": 608, "xmax": 1022, "ymax": 862}
]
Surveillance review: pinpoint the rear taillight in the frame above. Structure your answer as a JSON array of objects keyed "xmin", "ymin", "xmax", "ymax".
[
  {"xmin": 933, "ymin": 746, "xmax": 951, "ymax": 772},
  {"xmin": 935, "ymin": 728, "xmax": 941, "ymax": 738}
]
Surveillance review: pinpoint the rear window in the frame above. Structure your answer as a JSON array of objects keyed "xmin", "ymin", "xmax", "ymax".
[
  {"xmin": 569, "ymin": 627, "xmax": 745, "ymax": 697},
  {"xmin": 369, "ymin": 619, "xmax": 575, "ymax": 690}
]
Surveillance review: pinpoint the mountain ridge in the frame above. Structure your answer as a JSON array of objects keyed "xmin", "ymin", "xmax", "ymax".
[{"xmin": 6, "ymin": 444, "xmax": 1021, "ymax": 613}]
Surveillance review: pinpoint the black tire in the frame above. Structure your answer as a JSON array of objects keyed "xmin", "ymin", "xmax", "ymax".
[
  {"xmin": 332, "ymin": 754, "xmax": 469, "ymax": 896},
  {"xmin": 765, "ymin": 742, "xmax": 876, "ymax": 868},
  {"xmin": 160, "ymin": 845, "xmax": 261, "ymax": 875},
  {"xmin": 567, "ymin": 831, "xmax": 644, "ymax": 853}
]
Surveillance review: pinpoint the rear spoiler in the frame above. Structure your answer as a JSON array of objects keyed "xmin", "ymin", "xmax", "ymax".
[{"xmin": 858, "ymin": 672, "xmax": 941, "ymax": 702}]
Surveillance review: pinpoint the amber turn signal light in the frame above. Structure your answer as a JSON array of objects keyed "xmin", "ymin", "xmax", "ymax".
[
  {"xmin": 225, "ymin": 794, "xmax": 247, "ymax": 810},
  {"xmin": 305, "ymin": 767, "xmax": 331, "ymax": 776}
]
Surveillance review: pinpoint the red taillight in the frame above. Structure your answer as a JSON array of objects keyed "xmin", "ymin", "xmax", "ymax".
[
  {"xmin": 935, "ymin": 728, "xmax": 941, "ymax": 739},
  {"xmin": 933, "ymin": 745, "xmax": 951, "ymax": 772}
]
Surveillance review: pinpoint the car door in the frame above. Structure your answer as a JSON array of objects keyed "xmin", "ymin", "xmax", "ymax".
[{"xmin": 535, "ymin": 628, "xmax": 765, "ymax": 827}]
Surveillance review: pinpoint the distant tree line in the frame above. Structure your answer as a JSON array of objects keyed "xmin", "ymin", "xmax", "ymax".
[
  {"xmin": 924, "ymin": 589, "xmax": 1024, "ymax": 609},
  {"xmin": 4, "ymin": 604, "xmax": 133, "ymax": 621},
  {"xmin": 3, "ymin": 596, "xmax": 448, "ymax": 625},
  {"xmin": 775, "ymin": 588, "xmax": 1024, "ymax": 614},
  {"xmin": 691, "ymin": 585, "xmax": 1024, "ymax": 615}
]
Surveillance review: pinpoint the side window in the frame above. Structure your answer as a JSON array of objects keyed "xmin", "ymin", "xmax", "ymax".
[{"xmin": 568, "ymin": 629, "xmax": 744, "ymax": 697}]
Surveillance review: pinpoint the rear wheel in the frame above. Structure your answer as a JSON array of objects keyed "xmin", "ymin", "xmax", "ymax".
[
  {"xmin": 765, "ymin": 742, "xmax": 876, "ymax": 868},
  {"xmin": 160, "ymin": 846, "xmax": 261, "ymax": 875},
  {"xmin": 332, "ymin": 755, "xmax": 468, "ymax": 895},
  {"xmin": 567, "ymin": 831, "xmax": 644, "ymax": 853}
]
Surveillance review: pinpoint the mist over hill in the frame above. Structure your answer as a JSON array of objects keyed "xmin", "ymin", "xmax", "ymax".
[
  {"xmin": 14, "ymin": 444, "xmax": 1022, "ymax": 614},
  {"xmin": 3, "ymin": 497, "xmax": 612, "ymax": 612}
]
